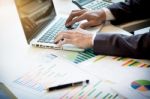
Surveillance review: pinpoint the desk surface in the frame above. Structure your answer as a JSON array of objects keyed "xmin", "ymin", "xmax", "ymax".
[{"xmin": 0, "ymin": 0, "xmax": 149, "ymax": 99}]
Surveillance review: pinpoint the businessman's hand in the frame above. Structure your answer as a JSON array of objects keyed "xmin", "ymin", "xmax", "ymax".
[
  {"xmin": 65, "ymin": 9, "xmax": 106, "ymax": 29},
  {"xmin": 54, "ymin": 28, "xmax": 93, "ymax": 49}
]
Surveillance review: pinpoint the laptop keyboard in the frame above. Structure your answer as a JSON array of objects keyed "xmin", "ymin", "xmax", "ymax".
[
  {"xmin": 38, "ymin": 18, "xmax": 79, "ymax": 43},
  {"xmin": 84, "ymin": 1, "xmax": 111, "ymax": 10}
]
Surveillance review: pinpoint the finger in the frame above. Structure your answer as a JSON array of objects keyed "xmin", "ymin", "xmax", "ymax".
[
  {"xmin": 54, "ymin": 32, "xmax": 71, "ymax": 43},
  {"xmin": 65, "ymin": 10, "xmax": 86, "ymax": 26},
  {"xmin": 57, "ymin": 40, "xmax": 63, "ymax": 47},
  {"xmin": 54, "ymin": 33, "xmax": 66, "ymax": 43},
  {"xmin": 67, "ymin": 14, "xmax": 87, "ymax": 27},
  {"xmin": 57, "ymin": 38, "xmax": 72, "ymax": 47},
  {"xmin": 65, "ymin": 12, "xmax": 82, "ymax": 26},
  {"xmin": 80, "ymin": 21, "xmax": 96, "ymax": 29}
]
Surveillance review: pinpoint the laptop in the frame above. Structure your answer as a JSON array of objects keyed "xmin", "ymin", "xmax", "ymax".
[
  {"xmin": 0, "ymin": 82, "xmax": 17, "ymax": 99},
  {"xmin": 15, "ymin": 0, "xmax": 101, "ymax": 51}
]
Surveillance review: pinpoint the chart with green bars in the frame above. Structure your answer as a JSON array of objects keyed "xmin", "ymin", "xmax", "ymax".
[
  {"xmin": 112, "ymin": 57, "xmax": 150, "ymax": 68},
  {"xmin": 60, "ymin": 80, "xmax": 125, "ymax": 99},
  {"xmin": 64, "ymin": 49, "xmax": 96, "ymax": 64}
]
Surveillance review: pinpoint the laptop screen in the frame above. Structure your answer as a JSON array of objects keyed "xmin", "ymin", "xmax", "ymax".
[{"xmin": 15, "ymin": 0, "xmax": 56, "ymax": 43}]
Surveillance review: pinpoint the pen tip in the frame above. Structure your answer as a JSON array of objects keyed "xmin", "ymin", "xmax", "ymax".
[{"xmin": 86, "ymin": 80, "xmax": 89, "ymax": 84}]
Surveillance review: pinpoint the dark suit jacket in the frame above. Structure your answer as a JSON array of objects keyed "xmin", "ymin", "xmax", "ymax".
[{"xmin": 93, "ymin": 0, "xmax": 150, "ymax": 59}]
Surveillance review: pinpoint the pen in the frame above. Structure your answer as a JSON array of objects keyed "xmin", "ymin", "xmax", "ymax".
[{"xmin": 47, "ymin": 80, "xmax": 89, "ymax": 91}]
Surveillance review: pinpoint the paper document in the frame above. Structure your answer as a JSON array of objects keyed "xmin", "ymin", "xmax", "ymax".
[
  {"xmin": 13, "ymin": 52, "xmax": 126, "ymax": 99},
  {"xmin": 78, "ymin": 55, "xmax": 150, "ymax": 99}
]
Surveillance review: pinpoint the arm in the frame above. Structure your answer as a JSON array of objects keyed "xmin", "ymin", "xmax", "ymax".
[
  {"xmin": 94, "ymin": 32, "xmax": 150, "ymax": 59},
  {"xmin": 55, "ymin": 26, "xmax": 150, "ymax": 59},
  {"xmin": 92, "ymin": 0, "xmax": 150, "ymax": 59},
  {"xmin": 108, "ymin": 0, "xmax": 150, "ymax": 24},
  {"xmin": 55, "ymin": 0, "xmax": 150, "ymax": 59}
]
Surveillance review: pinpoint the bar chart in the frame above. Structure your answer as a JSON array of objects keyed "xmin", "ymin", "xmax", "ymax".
[
  {"xmin": 64, "ymin": 49, "xmax": 96, "ymax": 64},
  {"xmin": 13, "ymin": 53, "xmax": 125, "ymax": 99},
  {"xmin": 60, "ymin": 80, "xmax": 125, "ymax": 99},
  {"xmin": 112, "ymin": 57, "xmax": 150, "ymax": 68},
  {"xmin": 14, "ymin": 53, "xmax": 85, "ymax": 92},
  {"xmin": 14, "ymin": 64, "xmax": 68, "ymax": 92},
  {"xmin": 14, "ymin": 67, "xmax": 124, "ymax": 99}
]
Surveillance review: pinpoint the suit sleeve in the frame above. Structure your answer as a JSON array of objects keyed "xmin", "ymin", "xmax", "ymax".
[
  {"xmin": 107, "ymin": 0, "xmax": 150, "ymax": 24},
  {"xmin": 93, "ymin": 32, "xmax": 150, "ymax": 59}
]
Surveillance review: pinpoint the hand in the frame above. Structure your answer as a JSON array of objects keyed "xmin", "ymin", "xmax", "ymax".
[
  {"xmin": 54, "ymin": 28, "xmax": 93, "ymax": 49},
  {"xmin": 65, "ymin": 9, "xmax": 106, "ymax": 29}
]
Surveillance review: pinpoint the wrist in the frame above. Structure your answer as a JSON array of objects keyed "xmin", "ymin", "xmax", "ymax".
[
  {"xmin": 85, "ymin": 34, "xmax": 93, "ymax": 48},
  {"xmin": 86, "ymin": 34, "xmax": 93, "ymax": 48}
]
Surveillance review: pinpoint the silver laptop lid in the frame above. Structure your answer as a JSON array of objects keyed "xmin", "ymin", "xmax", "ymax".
[{"xmin": 15, "ymin": 0, "xmax": 56, "ymax": 44}]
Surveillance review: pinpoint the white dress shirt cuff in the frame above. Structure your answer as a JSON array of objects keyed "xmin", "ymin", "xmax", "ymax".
[
  {"xmin": 102, "ymin": 7, "xmax": 115, "ymax": 20},
  {"xmin": 92, "ymin": 33, "xmax": 97, "ymax": 45}
]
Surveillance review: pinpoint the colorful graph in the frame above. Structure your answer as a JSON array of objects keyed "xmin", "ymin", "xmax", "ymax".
[
  {"xmin": 13, "ymin": 53, "xmax": 126, "ymax": 99},
  {"xmin": 60, "ymin": 80, "xmax": 123, "ymax": 99},
  {"xmin": 14, "ymin": 69, "xmax": 123, "ymax": 99},
  {"xmin": 64, "ymin": 49, "xmax": 96, "ymax": 64},
  {"xmin": 112, "ymin": 57, "xmax": 150, "ymax": 68},
  {"xmin": 131, "ymin": 80, "xmax": 150, "ymax": 92}
]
